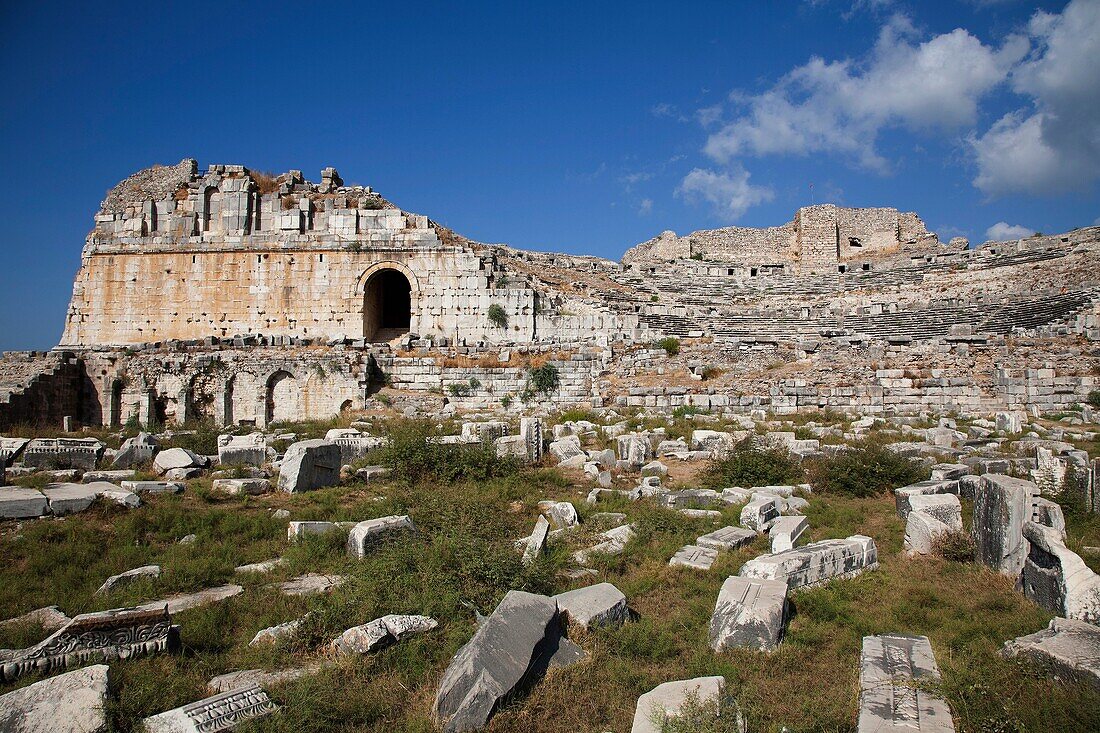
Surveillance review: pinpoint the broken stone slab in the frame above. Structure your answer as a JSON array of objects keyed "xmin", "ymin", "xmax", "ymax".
[
  {"xmin": 617, "ymin": 433, "xmax": 653, "ymax": 468},
  {"xmin": 153, "ymin": 447, "xmax": 204, "ymax": 476},
  {"xmin": 287, "ymin": 520, "xmax": 341, "ymax": 541},
  {"xmin": 709, "ymin": 576, "xmax": 788, "ymax": 652},
  {"xmin": 995, "ymin": 411, "xmax": 1025, "ymax": 434},
  {"xmin": 740, "ymin": 496, "xmax": 780, "ymax": 531},
  {"xmin": 895, "ymin": 480, "xmax": 960, "ymax": 520},
  {"xmin": 0, "ymin": 606, "xmax": 176, "ymax": 682},
  {"xmin": 1022, "ymin": 522, "xmax": 1100, "ymax": 623},
  {"xmin": 549, "ymin": 435, "xmax": 585, "ymax": 466},
  {"xmin": 84, "ymin": 480, "xmax": 141, "ymax": 507},
  {"xmin": 82, "ymin": 470, "xmax": 136, "ymax": 483},
  {"xmin": 930, "ymin": 463, "xmax": 969, "ymax": 481},
  {"xmin": 133, "ymin": 585, "xmax": 243, "ymax": 615},
  {"xmin": 250, "ymin": 617, "xmax": 307, "ymax": 647},
  {"xmin": 272, "ymin": 573, "xmax": 345, "ymax": 596},
  {"xmin": 661, "ymin": 489, "xmax": 722, "ymax": 508},
  {"xmin": 0, "ymin": 605, "xmax": 70, "ymax": 634},
  {"xmin": 41, "ymin": 482, "xmax": 100, "ymax": 515},
  {"xmin": 211, "ymin": 478, "xmax": 271, "ymax": 496},
  {"xmin": 164, "ymin": 466, "xmax": 202, "ymax": 481},
  {"xmin": 120, "ymin": 480, "xmax": 184, "ymax": 495},
  {"xmin": 1002, "ymin": 617, "xmax": 1100, "ymax": 691},
  {"xmin": 434, "ymin": 590, "xmax": 562, "ymax": 733},
  {"xmin": 234, "ymin": 558, "xmax": 287, "ymax": 574},
  {"xmin": 630, "ymin": 676, "xmax": 726, "ymax": 733},
  {"xmin": 333, "ymin": 614, "xmax": 438, "ymax": 654},
  {"xmin": 0, "ymin": 663, "xmax": 109, "ymax": 733},
  {"xmin": 142, "ymin": 686, "xmax": 277, "ymax": 733},
  {"xmin": 552, "ymin": 582, "xmax": 629, "ymax": 630},
  {"xmin": 207, "ymin": 666, "xmax": 320, "ymax": 694},
  {"xmin": 858, "ymin": 634, "xmax": 955, "ymax": 733},
  {"xmin": 0, "ymin": 486, "xmax": 48, "ymax": 518},
  {"xmin": 23, "ymin": 438, "xmax": 104, "ymax": 471},
  {"xmin": 521, "ymin": 515, "xmax": 550, "ymax": 566},
  {"xmin": 769, "ymin": 515, "xmax": 808, "ymax": 553},
  {"xmin": 217, "ymin": 432, "xmax": 268, "ymax": 467},
  {"xmin": 346, "ymin": 515, "xmax": 416, "ymax": 558},
  {"xmin": 678, "ymin": 508, "xmax": 722, "ymax": 520},
  {"xmin": 669, "ymin": 544, "xmax": 718, "ymax": 570},
  {"xmin": 972, "ymin": 474, "xmax": 1035, "ymax": 580},
  {"xmin": 697, "ymin": 525, "xmax": 756, "ymax": 552},
  {"xmin": 1033, "ymin": 497, "xmax": 1067, "ymax": 538},
  {"xmin": 96, "ymin": 564, "xmax": 161, "ymax": 595},
  {"xmin": 539, "ymin": 500, "xmax": 578, "ymax": 529},
  {"xmin": 905, "ymin": 511, "xmax": 951, "ymax": 556},
  {"xmin": 0, "ymin": 437, "xmax": 30, "ymax": 466},
  {"xmin": 909, "ymin": 494, "xmax": 962, "ymax": 530},
  {"xmin": 739, "ymin": 535, "xmax": 878, "ymax": 590},
  {"xmin": 111, "ymin": 432, "xmax": 157, "ymax": 469},
  {"xmin": 572, "ymin": 524, "xmax": 636, "ymax": 565},
  {"xmin": 277, "ymin": 439, "xmax": 341, "ymax": 493}
]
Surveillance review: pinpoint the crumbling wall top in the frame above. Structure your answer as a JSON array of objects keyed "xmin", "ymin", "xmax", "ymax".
[{"xmin": 100, "ymin": 159, "xmax": 198, "ymax": 215}]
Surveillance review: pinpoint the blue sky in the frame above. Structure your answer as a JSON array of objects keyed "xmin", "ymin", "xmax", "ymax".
[{"xmin": 1, "ymin": 0, "xmax": 1097, "ymax": 350}]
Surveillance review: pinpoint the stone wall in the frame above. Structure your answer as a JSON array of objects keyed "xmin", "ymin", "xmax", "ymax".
[{"xmin": 0, "ymin": 352, "xmax": 88, "ymax": 430}]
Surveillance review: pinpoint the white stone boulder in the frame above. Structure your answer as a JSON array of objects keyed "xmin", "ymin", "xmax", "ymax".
[
  {"xmin": 553, "ymin": 582, "xmax": 629, "ymax": 629},
  {"xmin": 0, "ymin": 486, "xmax": 48, "ymax": 518},
  {"xmin": 217, "ymin": 433, "xmax": 268, "ymax": 467},
  {"xmin": 142, "ymin": 686, "xmax": 276, "ymax": 733},
  {"xmin": 708, "ymin": 576, "xmax": 787, "ymax": 652},
  {"xmin": 739, "ymin": 535, "xmax": 878, "ymax": 590},
  {"xmin": 250, "ymin": 617, "xmax": 306, "ymax": 646},
  {"xmin": 697, "ymin": 525, "xmax": 756, "ymax": 552},
  {"xmin": 85, "ymin": 481, "xmax": 140, "ymax": 507},
  {"xmin": 972, "ymin": 474, "xmax": 1034, "ymax": 579},
  {"xmin": 1022, "ymin": 522, "xmax": 1100, "ymax": 623},
  {"xmin": 630, "ymin": 676, "xmax": 725, "ymax": 733},
  {"xmin": 278, "ymin": 439, "xmax": 341, "ymax": 493},
  {"xmin": 669, "ymin": 544, "xmax": 718, "ymax": 570},
  {"xmin": 740, "ymin": 496, "xmax": 780, "ymax": 531},
  {"xmin": 121, "ymin": 480, "xmax": 183, "ymax": 495},
  {"xmin": 153, "ymin": 447, "xmax": 203, "ymax": 476},
  {"xmin": 1002, "ymin": 617, "xmax": 1100, "ymax": 691},
  {"xmin": 95, "ymin": 565, "xmax": 160, "ymax": 595},
  {"xmin": 287, "ymin": 521, "xmax": 340, "ymax": 541},
  {"xmin": 111, "ymin": 432, "xmax": 157, "ymax": 469},
  {"xmin": 212, "ymin": 478, "xmax": 271, "ymax": 496},
  {"xmin": 858, "ymin": 634, "xmax": 955, "ymax": 733},
  {"xmin": 769, "ymin": 515, "xmax": 808, "ymax": 553},
  {"xmin": 346, "ymin": 515, "xmax": 416, "ymax": 558},
  {"xmin": 41, "ymin": 483, "xmax": 100, "ymax": 515},
  {"xmin": 572, "ymin": 524, "xmax": 635, "ymax": 565},
  {"xmin": 540, "ymin": 500, "xmax": 578, "ymax": 529},
  {"xmin": 333, "ymin": 614, "xmax": 437, "ymax": 654},
  {"xmin": 521, "ymin": 515, "xmax": 550, "ymax": 566},
  {"xmin": 549, "ymin": 435, "xmax": 585, "ymax": 466},
  {"xmin": 0, "ymin": 663, "xmax": 109, "ymax": 733}
]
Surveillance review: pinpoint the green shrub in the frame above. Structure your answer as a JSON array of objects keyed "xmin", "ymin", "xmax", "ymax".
[
  {"xmin": 805, "ymin": 442, "xmax": 926, "ymax": 497},
  {"xmin": 373, "ymin": 420, "xmax": 520, "ymax": 484},
  {"xmin": 933, "ymin": 529, "xmax": 976, "ymax": 562},
  {"xmin": 162, "ymin": 421, "xmax": 221, "ymax": 456},
  {"xmin": 527, "ymin": 364, "xmax": 560, "ymax": 395},
  {"xmin": 656, "ymin": 337, "xmax": 680, "ymax": 356},
  {"xmin": 700, "ymin": 440, "xmax": 803, "ymax": 489},
  {"xmin": 487, "ymin": 303, "xmax": 508, "ymax": 329},
  {"xmin": 1088, "ymin": 390, "xmax": 1100, "ymax": 408}
]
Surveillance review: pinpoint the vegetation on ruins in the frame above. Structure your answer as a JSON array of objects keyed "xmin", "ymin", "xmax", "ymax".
[
  {"xmin": 699, "ymin": 441, "xmax": 803, "ymax": 489},
  {"xmin": 931, "ymin": 529, "xmax": 977, "ymax": 563},
  {"xmin": 1088, "ymin": 389, "xmax": 1100, "ymax": 408},
  {"xmin": 805, "ymin": 442, "xmax": 927, "ymax": 498},
  {"xmin": 487, "ymin": 303, "xmax": 509, "ymax": 329},
  {"xmin": 525, "ymin": 363, "xmax": 560, "ymax": 398},
  {"xmin": 371, "ymin": 419, "xmax": 521, "ymax": 484},
  {"xmin": 656, "ymin": 337, "xmax": 680, "ymax": 356}
]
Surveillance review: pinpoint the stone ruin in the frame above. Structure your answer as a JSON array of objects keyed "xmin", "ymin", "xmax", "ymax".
[{"xmin": 0, "ymin": 158, "xmax": 1095, "ymax": 429}]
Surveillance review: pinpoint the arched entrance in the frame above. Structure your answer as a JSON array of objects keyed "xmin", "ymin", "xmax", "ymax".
[{"xmin": 363, "ymin": 268, "xmax": 412, "ymax": 342}]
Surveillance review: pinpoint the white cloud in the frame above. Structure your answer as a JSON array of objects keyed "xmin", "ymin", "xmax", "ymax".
[
  {"xmin": 985, "ymin": 221, "xmax": 1035, "ymax": 241},
  {"xmin": 651, "ymin": 103, "xmax": 678, "ymax": 118},
  {"xmin": 637, "ymin": 198, "xmax": 654, "ymax": 216},
  {"xmin": 702, "ymin": 13, "xmax": 1027, "ymax": 174},
  {"xmin": 677, "ymin": 166, "xmax": 774, "ymax": 221},
  {"xmin": 970, "ymin": 0, "xmax": 1100, "ymax": 195}
]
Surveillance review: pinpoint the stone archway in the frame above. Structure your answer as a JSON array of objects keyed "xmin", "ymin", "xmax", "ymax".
[
  {"xmin": 265, "ymin": 370, "xmax": 300, "ymax": 425},
  {"xmin": 363, "ymin": 268, "xmax": 412, "ymax": 342}
]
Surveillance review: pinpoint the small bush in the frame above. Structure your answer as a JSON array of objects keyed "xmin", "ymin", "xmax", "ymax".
[
  {"xmin": 700, "ymin": 440, "xmax": 803, "ymax": 489},
  {"xmin": 527, "ymin": 364, "xmax": 560, "ymax": 395},
  {"xmin": 373, "ymin": 420, "xmax": 520, "ymax": 484},
  {"xmin": 700, "ymin": 365, "xmax": 722, "ymax": 380},
  {"xmin": 487, "ymin": 303, "xmax": 508, "ymax": 329},
  {"xmin": 1088, "ymin": 390, "xmax": 1100, "ymax": 409},
  {"xmin": 933, "ymin": 529, "xmax": 976, "ymax": 562},
  {"xmin": 656, "ymin": 337, "xmax": 680, "ymax": 356},
  {"xmin": 805, "ymin": 442, "xmax": 926, "ymax": 497}
]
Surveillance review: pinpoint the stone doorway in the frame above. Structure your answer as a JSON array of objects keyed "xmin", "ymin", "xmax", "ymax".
[{"xmin": 364, "ymin": 268, "xmax": 412, "ymax": 341}]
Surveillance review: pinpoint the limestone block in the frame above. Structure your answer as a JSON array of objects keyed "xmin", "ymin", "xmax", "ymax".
[
  {"xmin": 930, "ymin": 463, "xmax": 969, "ymax": 481},
  {"xmin": 96, "ymin": 564, "xmax": 160, "ymax": 595},
  {"xmin": 519, "ymin": 417, "xmax": 544, "ymax": 462},
  {"xmin": 895, "ymin": 480, "xmax": 958, "ymax": 520},
  {"xmin": 287, "ymin": 521, "xmax": 340, "ymax": 541},
  {"xmin": 691, "ymin": 429, "xmax": 738, "ymax": 456},
  {"xmin": 234, "ymin": 558, "xmax": 287, "ymax": 575},
  {"xmin": 277, "ymin": 440, "xmax": 341, "ymax": 493},
  {"xmin": 540, "ymin": 500, "xmax": 578, "ymax": 529},
  {"xmin": 522, "ymin": 515, "xmax": 550, "ymax": 566},
  {"xmin": 271, "ymin": 574, "xmax": 345, "ymax": 596},
  {"xmin": 617, "ymin": 433, "xmax": 652, "ymax": 467},
  {"xmin": 133, "ymin": 585, "xmax": 243, "ymax": 615},
  {"xmin": 346, "ymin": 515, "xmax": 416, "ymax": 558},
  {"xmin": 250, "ymin": 617, "xmax": 306, "ymax": 647},
  {"xmin": 333, "ymin": 614, "xmax": 437, "ymax": 654},
  {"xmin": 549, "ymin": 435, "xmax": 584, "ymax": 465},
  {"xmin": 433, "ymin": 591, "xmax": 561, "ymax": 733},
  {"xmin": 217, "ymin": 432, "xmax": 268, "ymax": 467},
  {"xmin": 121, "ymin": 480, "xmax": 184, "ymax": 494},
  {"xmin": 1032, "ymin": 497, "xmax": 1066, "ymax": 538},
  {"xmin": 641, "ymin": 460, "xmax": 667, "ymax": 478},
  {"xmin": 996, "ymin": 411, "xmax": 1025, "ymax": 433},
  {"xmin": 630, "ymin": 676, "xmax": 725, "ymax": 733},
  {"xmin": 23, "ymin": 438, "xmax": 104, "ymax": 471},
  {"xmin": 572, "ymin": 524, "xmax": 635, "ymax": 564},
  {"xmin": 769, "ymin": 515, "xmax": 808, "ymax": 553},
  {"xmin": 1002, "ymin": 617, "xmax": 1100, "ymax": 691},
  {"xmin": 739, "ymin": 535, "xmax": 878, "ymax": 590},
  {"xmin": 740, "ymin": 496, "xmax": 780, "ymax": 531},
  {"xmin": 553, "ymin": 582, "xmax": 629, "ymax": 629},
  {"xmin": 142, "ymin": 686, "xmax": 276, "ymax": 733},
  {"xmin": 0, "ymin": 663, "xmax": 109, "ymax": 733},
  {"xmin": 42, "ymin": 483, "xmax": 100, "ymax": 515},
  {"xmin": 0, "ymin": 606, "xmax": 70, "ymax": 634},
  {"xmin": 153, "ymin": 447, "xmax": 203, "ymax": 475},
  {"xmin": 909, "ymin": 494, "xmax": 962, "ymax": 530},
  {"xmin": 972, "ymin": 474, "xmax": 1034, "ymax": 579},
  {"xmin": 494, "ymin": 434, "xmax": 526, "ymax": 459},
  {"xmin": 697, "ymin": 526, "xmax": 756, "ymax": 551},
  {"xmin": 669, "ymin": 544, "xmax": 718, "ymax": 570},
  {"xmin": 905, "ymin": 511, "xmax": 951, "ymax": 556},
  {"xmin": 206, "ymin": 666, "xmax": 317, "ymax": 695},
  {"xmin": 1022, "ymin": 522, "xmax": 1100, "ymax": 623},
  {"xmin": 212, "ymin": 478, "xmax": 271, "ymax": 496},
  {"xmin": 708, "ymin": 576, "xmax": 788, "ymax": 652},
  {"xmin": 111, "ymin": 432, "xmax": 157, "ymax": 469},
  {"xmin": 0, "ymin": 486, "xmax": 48, "ymax": 518},
  {"xmin": 858, "ymin": 634, "xmax": 954, "ymax": 733}
]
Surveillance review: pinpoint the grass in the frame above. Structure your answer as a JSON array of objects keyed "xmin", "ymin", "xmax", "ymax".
[{"xmin": 0, "ymin": 443, "xmax": 1097, "ymax": 732}]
